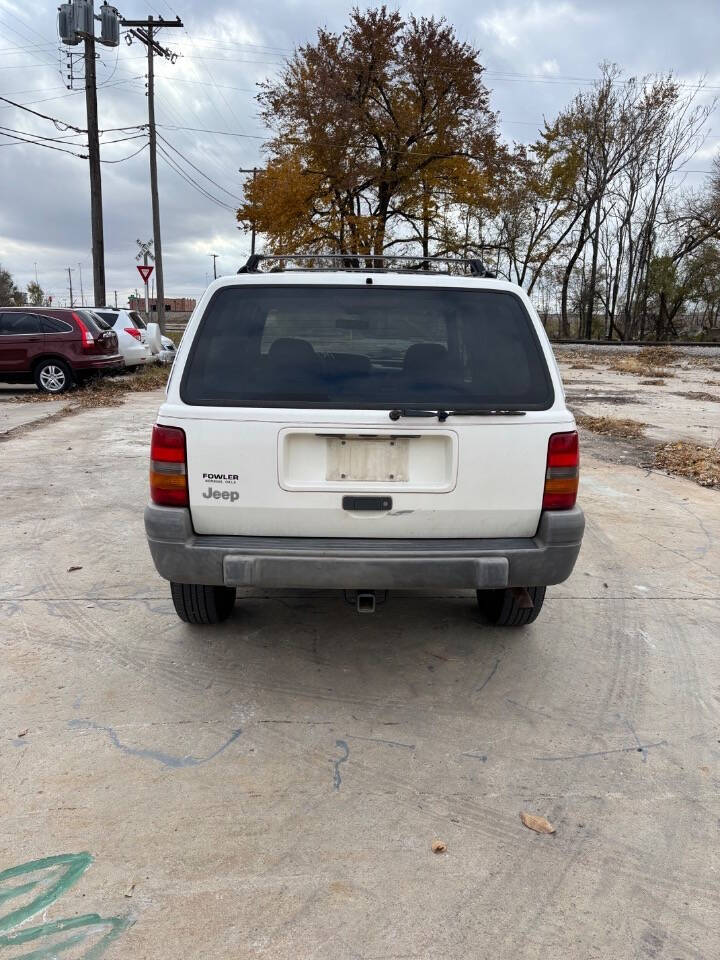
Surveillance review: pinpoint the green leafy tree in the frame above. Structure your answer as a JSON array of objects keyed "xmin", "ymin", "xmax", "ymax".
[
  {"xmin": 27, "ymin": 281, "xmax": 44, "ymax": 305},
  {"xmin": 0, "ymin": 268, "xmax": 25, "ymax": 306}
]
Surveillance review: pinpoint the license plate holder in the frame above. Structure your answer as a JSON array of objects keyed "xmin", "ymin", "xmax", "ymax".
[{"xmin": 326, "ymin": 437, "xmax": 409, "ymax": 483}]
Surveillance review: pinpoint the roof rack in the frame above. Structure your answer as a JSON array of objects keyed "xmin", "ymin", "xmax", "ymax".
[{"xmin": 237, "ymin": 252, "xmax": 497, "ymax": 278}]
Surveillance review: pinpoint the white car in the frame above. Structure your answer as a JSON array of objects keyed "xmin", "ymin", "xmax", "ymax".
[
  {"xmin": 144, "ymin": 254, "xmax": 584, "ymax": 625},
  {"xmin": 144, "ymin": 319, "xmax": 177, "ymax": 363},
  {"xmin": 92, "ymin": 308, "xmax": 152, "ymax": 368},
  {"xmin": 131, "ymin": 312, "xmax": 177, "ymax": 359}
]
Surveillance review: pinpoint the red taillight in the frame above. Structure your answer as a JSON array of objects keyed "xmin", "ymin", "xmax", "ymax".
[
  {"xmin": 150, "ymin": 425, "xmax": 188, "ymax": 507},
  {"xmin": 543, "ymin": 431, "xmax": 579, "ymax": 510},
  {"xmin": 72, "ymin": 312, "xmax": 94, "ymax": 349},
  {"xmin": 124, "ymin": 326, "xmax": 141, "ymax": 340}
]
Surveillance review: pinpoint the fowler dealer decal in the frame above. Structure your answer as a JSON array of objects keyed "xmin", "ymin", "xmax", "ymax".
[
  {"xmin": 202, "ymin": 472, "xmax": 240, "ymax": 502},
  {"xmin": 202, "ymin": 472, "xmax": 239, "ymax": 484}
]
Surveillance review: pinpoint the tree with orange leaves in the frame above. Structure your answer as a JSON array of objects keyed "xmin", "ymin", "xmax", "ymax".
[{"xmin": 237, "ymin": 7, "xmax": 504, "ymax": 258}]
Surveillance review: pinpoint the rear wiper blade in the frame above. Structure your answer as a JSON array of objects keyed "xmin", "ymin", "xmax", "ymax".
[
  {"xmin": 389, "ymin": 408, "xmax": 439, "ymax": 420},
  {"xmin": 389, "ymin": 407, "xmax": 526, "ymax": 422}
]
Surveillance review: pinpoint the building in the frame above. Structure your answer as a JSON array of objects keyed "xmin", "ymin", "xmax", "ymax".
[{"xmin": 128, "ymin": 296, "xmax": 196, "ymax": 317}]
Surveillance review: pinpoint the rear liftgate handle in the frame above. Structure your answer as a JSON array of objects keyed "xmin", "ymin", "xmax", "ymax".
[{"xmin": 342, "ymin": 496, "xmax": 392, "ymax": 511}]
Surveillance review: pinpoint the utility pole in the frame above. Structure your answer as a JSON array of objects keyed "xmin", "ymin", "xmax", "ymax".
[
  {"xmin": 78, "ymin": 262, "xmax": 85, "ymax": 306},
  {"xmin": 84, "ymin": 21, "xmax": 105, "ymax": 306},
  {"xmin": 58, "ymin": 2, "xmax": 121, "ymax": 308},
  {"xmin": 34, "ymin": 262, "xmax": 39, "ymax": 285},
  {"xmin": 114, "ymin": 290, "xmax": 118, "ymax": 308},
  {"xmin": 238, "ymin": 167, "xmax": 260, "ymax": 255},
  {"xmin": 121, "ymin": 14, "xmax": 183, "ymax": 335},
  {"xmin": 210, "ymin": 253, "xmax": 219, "ymax": 279},
  {"xmin": 67, "ymin": 267, "xmax": 75, "ymax": 308}
]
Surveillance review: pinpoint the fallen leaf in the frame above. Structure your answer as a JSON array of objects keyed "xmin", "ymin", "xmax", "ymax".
[
  {"xmin": 17, "ymin": 729, "xmax": 28, "ymax": 738},
  {"xmin": 124, "ymin": 882, "xmax": 135, "ymax": 898},
  {"xmin": 699, "ymin": 765, "xmax": 710, "ymax": 776},
  {"xmin": 520, "ymin": 812, "xmax": 556, "ymax": 835},
  {"xmin": 67, "ymin": 565, "xmax": 82, "ymax": 573},
  {"xmin": 431, "ymin": 839, "xmax": 447, "ymax": 853}
]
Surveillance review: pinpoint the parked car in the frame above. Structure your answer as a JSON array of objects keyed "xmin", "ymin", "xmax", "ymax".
[
  {"xmin": 91, "ymin": 308, "xmax": 153, "ymax": 368},
  {"xmin": 144, "ymin": 255, "xmax": 584, "ymax": 625},
  {"xmin": 0, "ymin": 306, "xmax": 123, "ymax": 393},
  {"xmin": 143, "ymin": 318, "xmax": 177, "ymax": 363}
]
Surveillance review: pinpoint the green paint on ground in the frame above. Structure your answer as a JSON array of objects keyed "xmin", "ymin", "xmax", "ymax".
[
  {"xmin": 0, "ymin": 854, "xmax": 133, "ymax": 958},
  {"xmin": 0, "ymin": 853, "xmax": 92, "ymax": 934},
  {"xmin": 0, "ymin": 913, "xmax": 132, "ymax": 959}
]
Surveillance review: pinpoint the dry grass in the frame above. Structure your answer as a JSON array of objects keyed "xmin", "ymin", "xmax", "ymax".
[
  {"xmin": 575, "ymin": 413, "xmax": 646, "ymax": 439},
  {"xmin": 604, "ymin": 354, "xmax": 673, "ymax": 379},
  {"xmin": 672, "ymin": 390, "xmax": 720, "ymax": 403},
  {"xmin": 9, "ymin": 363, "xmax": 169, "ymax": 406},
  {"xmin": 72, "ymin": 364, "xmax": 169, "ymax": 407},
  {"xmin": 654, "ymin": 440, "xmax": 720, "ymax": 488},
  {"xmin": 681, "ymin": 355, "xmax": 720, "ymax": 371},
  {"xmin": 703, "ymin": 379, "xmax": 720, "ymax": 386},
  {"xmin": 636, "ymin": 346, "xmax": 679, "ymax": 367},
  {"xmin": 638, "ymin": 378, "xmax": 666, "ymax": 386}
]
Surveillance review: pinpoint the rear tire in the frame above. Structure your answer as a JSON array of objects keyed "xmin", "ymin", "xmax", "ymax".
[
  {"xmin": 170, "ymin": 582, "xmax": 236, "ymax": 624},
  {"xmin": 477, "ymin": 586, "xmax": 546, "ymax": 626},
  {"xmin": 34, "ymin": 359, "xmax": 73, "ymax": 394}
]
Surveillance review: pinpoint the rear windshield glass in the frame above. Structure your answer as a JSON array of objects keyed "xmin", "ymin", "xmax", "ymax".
[
  {"xmin": 129, "ymin": 311, "xmax": 146, "ymax": 329},
  {"xmin": 181, "ymin": 285, "xmax": 553, "ymax": 410},
  {"xmin": 80, "ymin": 310, "xmax": 112, "ymax": 332},
  {"xmin": 93, "ymin": 310, "xmax": 118, "ymax": 327}
]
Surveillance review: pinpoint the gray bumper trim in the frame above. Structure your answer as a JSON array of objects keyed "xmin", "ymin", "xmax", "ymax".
[{"xmin": 144, "ymin": 505, "xmax": 584, "ymax": 590}]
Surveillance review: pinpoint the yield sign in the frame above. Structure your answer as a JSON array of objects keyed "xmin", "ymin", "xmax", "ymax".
[{"xmin": 137, "ymin": 264, "xmax": 154, "ymax": 284}]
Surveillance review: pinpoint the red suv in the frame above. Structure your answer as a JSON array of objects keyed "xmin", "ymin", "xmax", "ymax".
[{"xmin": 0, "ymin": 307, "xmax": 123, "ymax": 393}]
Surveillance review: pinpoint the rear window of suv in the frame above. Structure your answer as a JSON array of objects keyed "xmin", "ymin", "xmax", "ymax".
[
  {"xmin": 181, "ymin": 285, "xmax": 554, "ymax": 410},
  {"xmin": 74, "ymin": 310, "xmax": 112, "ymax": 333},
  {"xmin": 93, "ymin": 310, "xmax": 119, "ymax": 328}
]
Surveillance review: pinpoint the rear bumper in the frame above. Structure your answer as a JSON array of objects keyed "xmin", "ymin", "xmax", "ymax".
[
  {"xmin": 73, "ymin": 355, "xmax": 124, "ymax": 373},
  {"xmin": 144, "ymin": 505, "xmax": 585, "ymax": 590},
  {"xmin": 121, "ymin": 345, "xmax": 151, "ymax": 367}
]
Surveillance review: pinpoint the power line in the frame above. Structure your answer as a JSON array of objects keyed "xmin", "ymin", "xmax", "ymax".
[
  {"xmin": 0, "ymin": 77, "xmax": 143, "ymax": 110},
  {"xmin": 101, "ymin": 141, "xmax": 149, "ymax": 163},
  {"xmin": 157, "ymin": 0, "xmax": 249, "ymax": 136},
  {"xmin": 0, "ymin": 43, "xmax": 59, "ymax": 54},
  {"xmin": 156, "ymin": 122, "xmax": 264, "ymax": 139},
  {"xmin": 0, "ymin": 131, "xmax": 86, "ymax": 157},
  {"xmin": 188, "ymin": 35, "xmax": 292, "ymax": 54},
  {"xmin": 0, "ymin": 124, "xmax": 85, "ymax": 144},
  {"xmin": 156, "ymin": 132, "xmax": 244, "ymax": 200},
  {"xmin": 0, "ymin": 16, "xmax": 59, "ymax": 72},
  {"xmin": 0, "ymin": 94, "xmax": 84, "ymax": 131},
  {"xmin": 156, "ymin": 76, "xmax": 258, "ymax": 94},
  {"xmin": 156, "ymin": 142, "xmax": 237, "ymax": 211}
]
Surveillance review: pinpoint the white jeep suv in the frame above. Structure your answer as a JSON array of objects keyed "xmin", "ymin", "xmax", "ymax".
[{"xmin": 145, "ymin": 255, "xmax": 584, "ymax": 626}]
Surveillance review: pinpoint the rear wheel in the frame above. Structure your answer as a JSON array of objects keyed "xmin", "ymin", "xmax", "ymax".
[
  {"xmin": 477, "ymin": 586, "xmax": 546, "ymax": 626},
  {"xmin": 34, "ymin": 359, "xmax": 73, "ymax": 394},
  {"xmin": 170, "ymin": 582, "xmax": 236, "ymax": 624}
]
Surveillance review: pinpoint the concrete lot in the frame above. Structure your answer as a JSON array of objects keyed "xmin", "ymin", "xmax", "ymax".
[
  {"xmin": 0, "ymin": 387, "xmax": 71, "ymax": 436},
  {"xmin": 556, "ymin": 347, "xmax": 720, "ymax": 446},
  {"xmin": 1, "ymin": 392, "xmax": 719, "ymax": 959}
]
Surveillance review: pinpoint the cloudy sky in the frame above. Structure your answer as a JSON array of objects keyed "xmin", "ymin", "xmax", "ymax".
[{"xmin": 1, "ymin": 0, "xmax": 718, "ymax": 306}]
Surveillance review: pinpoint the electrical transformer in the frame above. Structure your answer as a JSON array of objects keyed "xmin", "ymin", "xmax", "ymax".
[
  {"xmin": 72, "ymin": 0, "xmax": 94, "ymax": 37},
  {"xmin": 100, "ymin": 3, "xmax": 120, "ymax": 47},
  {"xmin": 57, "ymin": 3, "xmax": 80, "ymax": 45}
]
